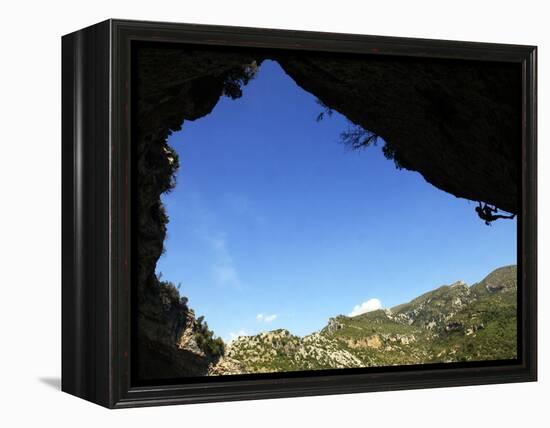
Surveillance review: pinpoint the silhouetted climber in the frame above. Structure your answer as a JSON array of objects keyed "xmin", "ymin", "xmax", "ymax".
[{"xmin": 475, "ymin": 202, "xmax": 515, "ymax": 226}]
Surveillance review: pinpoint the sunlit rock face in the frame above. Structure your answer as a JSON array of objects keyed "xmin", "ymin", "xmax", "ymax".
[
  {"xmin": 134, "ymin": 45, "xmax": 521, "ymax": 379},
  {"xmin": 137, "ymin": 290, "xmax": 213, "ymax": 379}
]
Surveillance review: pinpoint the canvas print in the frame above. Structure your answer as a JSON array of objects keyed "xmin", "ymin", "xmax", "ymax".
[{"xmin": 133, "ymin": 43, "xmax": 520, "ymax": 382}]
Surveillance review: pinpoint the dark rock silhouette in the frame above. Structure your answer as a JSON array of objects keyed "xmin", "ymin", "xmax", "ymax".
[
  {"xmin": 134, "ymin": 44, "xmax": 521, "ymax": 380},
  {"xmin": 277, "ymin": 53, "xmax": 520, "ymax": 215},
  {"xmin": 135, "ymin": 46, "xmax": 258, "ymax": 380}
]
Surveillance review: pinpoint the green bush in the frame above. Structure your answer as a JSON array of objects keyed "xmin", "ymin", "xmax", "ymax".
[{"xmin": 195, "ymin": 315, "xmax": 225, "ymax": 358}]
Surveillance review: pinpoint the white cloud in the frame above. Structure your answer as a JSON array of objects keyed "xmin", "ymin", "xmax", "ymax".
[
  {"xmin": 210, "ymin": 237, "xmax": 226, "ymax": 251},
  {"xmin": 182, "ymin": 194, "xmax": 245, "ymax": 291},
  {"xmin": 223, "ymin": 192, "xmax": 267, "ymax": 226},
  {"xmin": 348, "ymin": 298, "xmax": 382, "ymax": 317},
  {"xmin": 223, "ymin": 193, "xmax": 252, "ymax": 215},
  {"xmin": 207, "ymin": 235, "xmax": 243, "ymax": 290},
  {"xmin": 256, "ymin": 313, "xmax": 277, "ymax": 323},
  {"xmin": 227, "ymin": 330, "xmax": 248, "ymax": 343},
  {"xmin": 213, "ymin": 264, "xmax": 240, "ymax": 286}
]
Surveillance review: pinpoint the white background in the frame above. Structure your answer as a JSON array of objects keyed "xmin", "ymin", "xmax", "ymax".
[{"xmin": 0, "ymin": 0, "xmax": 546, "ymax": 426}]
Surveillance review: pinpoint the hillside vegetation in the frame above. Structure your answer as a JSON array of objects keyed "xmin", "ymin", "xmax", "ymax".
[{"xmin": 209, "ymin": 265, "xmax": 518, "ymax": 375}]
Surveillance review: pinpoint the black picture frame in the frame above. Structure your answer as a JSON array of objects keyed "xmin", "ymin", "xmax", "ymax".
[{"xmin": 61, "ymin": 19, "xmax": 537, "ymax": 409}]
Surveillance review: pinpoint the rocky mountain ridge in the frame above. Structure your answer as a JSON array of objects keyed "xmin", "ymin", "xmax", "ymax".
[{"xmin": 209, "ymin": 265, "xmax": 517, "ymax": 375}]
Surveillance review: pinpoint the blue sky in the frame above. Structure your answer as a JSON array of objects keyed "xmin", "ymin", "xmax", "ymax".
[{"xmin": 156, "ymin": 60, "xmax": 517, "ymax": 342}]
